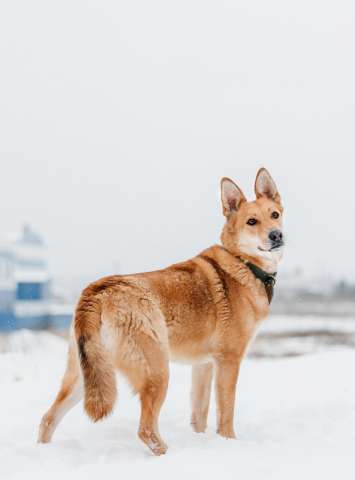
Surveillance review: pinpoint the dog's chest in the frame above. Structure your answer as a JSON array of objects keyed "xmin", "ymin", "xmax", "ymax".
[{"xmin": 227, "ymin": 283, "xmax": 269, "ymax": 353}]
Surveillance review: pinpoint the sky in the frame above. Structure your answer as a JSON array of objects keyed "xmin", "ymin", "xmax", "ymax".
[{"xmin": 0, "ymin": 1, "xmax": 354, "ymax": 290}]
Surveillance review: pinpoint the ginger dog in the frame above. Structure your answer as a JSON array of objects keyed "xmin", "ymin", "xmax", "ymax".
[{"xmin": 38, "ymin": 168, "xmax": 284, "ymax": 455}]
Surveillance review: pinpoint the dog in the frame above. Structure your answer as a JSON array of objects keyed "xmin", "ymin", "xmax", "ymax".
[{"xmin": 38, "ymin": 168, "xmax": 284, "ymax": 455}]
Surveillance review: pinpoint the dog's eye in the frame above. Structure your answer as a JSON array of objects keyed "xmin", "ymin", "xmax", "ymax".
[
  {"xmin": 247, "ymin": 218, "xmax": 257, "ymax": 226},
  {"xmin": 271, "ymin": 211, "xmax": 279, "ymax": 219}
]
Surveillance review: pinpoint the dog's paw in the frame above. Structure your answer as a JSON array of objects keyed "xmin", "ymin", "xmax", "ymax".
[
  {"xmin": 191, "ymin": 420, "xmax": 207, "ymax": 434},
  {"xmin": 217, "ymin": 427, "xmax": 236, "ymax": 439}
]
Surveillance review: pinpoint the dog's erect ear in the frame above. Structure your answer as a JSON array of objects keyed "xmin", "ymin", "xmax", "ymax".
[
  {"xmin": 254, "ymin": 168, "xmax": 281, "ymax": 203},
  {"xmin": 220, "ymin": 177, "xmax": 247, "ymax": 217}
]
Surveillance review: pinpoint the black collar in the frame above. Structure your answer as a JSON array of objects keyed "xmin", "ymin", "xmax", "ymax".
[{"xmin": 238, "ymin": 258, "xmax": 277, "ymax": 304}]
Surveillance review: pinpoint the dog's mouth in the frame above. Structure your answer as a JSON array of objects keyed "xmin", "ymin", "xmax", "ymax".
[{"xmin": 258, "ymin": 243, "xmax": 284, "ymax": 253}]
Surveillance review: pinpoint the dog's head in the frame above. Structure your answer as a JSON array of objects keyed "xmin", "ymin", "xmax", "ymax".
[{"xmin": 220, "ymin": 168, "xmax": 284, "ymax": 271}]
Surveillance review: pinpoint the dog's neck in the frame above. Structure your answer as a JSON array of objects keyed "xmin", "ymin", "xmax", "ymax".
[{"xmin": 236, "ymin": 252, "xmax": 279, "ymax": 274}]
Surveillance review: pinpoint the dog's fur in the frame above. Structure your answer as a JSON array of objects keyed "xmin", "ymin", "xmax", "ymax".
[{"xmin": 38, "ymin": 168, "xmax": 284, "ymax": 455}]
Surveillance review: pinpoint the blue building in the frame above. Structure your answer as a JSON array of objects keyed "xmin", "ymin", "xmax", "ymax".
[{"xmin": 0, "ymin": 225, "xmax": 72, "ymax": 331}]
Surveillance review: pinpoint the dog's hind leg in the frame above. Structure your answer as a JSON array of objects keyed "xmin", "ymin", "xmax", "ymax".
[
  {"xmin": 190, "ymin": 363, "xmax": 213, "ymax": 433},
  {"xmin": 137, "ymin": 367, "xmax": 169, "ymax": 456},
  {"xmin": 121, "ymin": 329, "xmax": 169, "ymax": 456},
  {"xmin": 137, "ymin": 344, "xmax": 169, "ymax": 456},
  {"xmin": 38, "ymin": 335, "xmax": 83, "ymax": 443}
]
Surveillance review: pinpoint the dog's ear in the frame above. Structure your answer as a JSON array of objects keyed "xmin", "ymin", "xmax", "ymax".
[
  {"xmin": 254, "ymin": 168, "xmax": 281, "ymax": 203},
  {"xmin": 220, "ymin": 177, "xmax": 246, "ymax": 217}
]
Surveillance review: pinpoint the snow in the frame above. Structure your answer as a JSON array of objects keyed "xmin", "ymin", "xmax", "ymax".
[{"xmin": 1, "ymin": 326, "xmax": 355, "ymax": 480}]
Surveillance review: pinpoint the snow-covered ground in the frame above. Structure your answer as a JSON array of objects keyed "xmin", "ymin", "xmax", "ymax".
[
  {"xmin": 1, "ymin": 321, "xmax": 355, "ymax": 480},
  {"xmin": 251, "ymin": 314, "xmax": 355, "ymax": 357}
]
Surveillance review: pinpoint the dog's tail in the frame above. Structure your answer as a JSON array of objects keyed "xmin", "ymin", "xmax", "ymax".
[{"xmin": 74, "ymin": 284, "xmax": 117, "ymax": 422}]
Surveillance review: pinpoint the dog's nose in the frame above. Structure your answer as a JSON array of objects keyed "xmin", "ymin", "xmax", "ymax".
[{"xmin": 269, "ymin": 229, "xmax": 283, "ymax": 244}]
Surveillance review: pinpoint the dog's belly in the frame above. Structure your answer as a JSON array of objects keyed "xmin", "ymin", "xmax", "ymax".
[
  {"xmin": 169, "ymin": 351, "xmax": 213, "ymax": 365},
  {"xmin": 168, "ymin": 341, "xmax": 213, "ymax": 365}
]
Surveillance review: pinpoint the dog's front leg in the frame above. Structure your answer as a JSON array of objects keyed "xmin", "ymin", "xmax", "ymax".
[
  {"xmin": 214, "ymin": 354, "xmax": 241, "ymax": 439},
  {"xmin": 190, "ymin": 363, "xmax": 213, "ymax": 433}
]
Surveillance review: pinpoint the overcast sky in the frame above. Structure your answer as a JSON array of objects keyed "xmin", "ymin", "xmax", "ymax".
[{"xmin": 0, "ymin": 1, "xmax": 354, "ymax": 288}]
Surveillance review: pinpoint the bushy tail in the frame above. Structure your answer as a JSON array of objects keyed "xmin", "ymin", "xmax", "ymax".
[{"xmin": 75, "ymin": 289, "xmax": 117, "ymax": 422}]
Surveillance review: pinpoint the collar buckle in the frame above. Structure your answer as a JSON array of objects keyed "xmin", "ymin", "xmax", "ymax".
[{"xmin": 237, "ymin": 257, "xmax": 277, "ymax": 304}]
